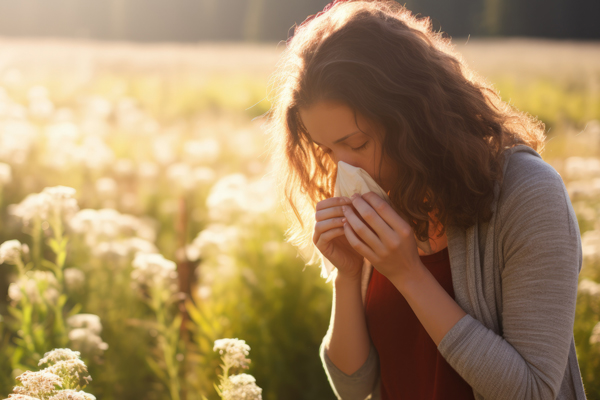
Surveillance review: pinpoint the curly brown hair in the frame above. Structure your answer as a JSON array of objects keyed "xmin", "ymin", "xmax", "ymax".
[{"xmin": 262, "ymin": 0, "xmax": 546, "ymax": 272}]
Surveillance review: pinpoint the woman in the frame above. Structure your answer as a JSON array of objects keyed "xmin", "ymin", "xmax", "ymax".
[{"xmin": 263, "ymin": 1, "xmax": 588, "ymax": 399}]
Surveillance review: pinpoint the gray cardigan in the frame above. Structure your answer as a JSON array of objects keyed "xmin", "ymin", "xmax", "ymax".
[{"xmin": 319, "ymin": 144, "xmax": 588, "ymax": 400}]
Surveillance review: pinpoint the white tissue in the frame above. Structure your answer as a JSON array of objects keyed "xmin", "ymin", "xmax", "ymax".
[{"xmin": 320, "ymin": 161, "xmax": 433, "ymax": 281}]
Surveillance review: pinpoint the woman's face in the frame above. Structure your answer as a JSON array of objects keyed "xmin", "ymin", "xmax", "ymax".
[{"xmin": 298, "ymin": 100, "xmax": 395, "ymax": 194}]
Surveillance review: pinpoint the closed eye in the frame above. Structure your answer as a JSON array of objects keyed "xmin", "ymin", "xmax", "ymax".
[
  {"xmin": 351, "ymin": 141, "xmax": 369, "ymax": 151},
  {"xmin": 315, "ymin": 141, "xmax": 368, "ymax": 153}
]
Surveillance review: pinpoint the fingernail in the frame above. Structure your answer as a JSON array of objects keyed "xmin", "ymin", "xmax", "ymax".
[{"xmin": 342, "ymin": 205, "xmax": 346, "ymax": 212}]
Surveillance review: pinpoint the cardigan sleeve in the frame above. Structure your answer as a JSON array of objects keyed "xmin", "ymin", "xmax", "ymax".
[
  {"xmin": 436, "ymin": 155, "xmax": 582, "ymax": 400},
  {"xmin": 319, "ymin": 333, "xmax": 381, "ymax": 400}
]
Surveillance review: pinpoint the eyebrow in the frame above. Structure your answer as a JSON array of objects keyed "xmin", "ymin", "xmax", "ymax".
[{"xmin": 313, "ymin": 130, "xmax": 361, "ymax": 146}]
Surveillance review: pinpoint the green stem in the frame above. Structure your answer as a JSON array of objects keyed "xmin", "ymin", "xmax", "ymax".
[
  {"xmin": 153, "ymin": 286, "xmax": 181, "ymax": 400},
  {"xmin": 32, "ymin": 217, "xmax": 42, "ymax": 269}
]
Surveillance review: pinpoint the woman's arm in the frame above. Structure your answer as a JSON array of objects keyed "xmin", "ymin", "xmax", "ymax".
[
  {"xmin": 320, "ymin": 270, "xmax": 380, "ymax": 400},
  {"xmin": 391, "ymin": 265, "xmax": 468, "ymax": 347},
  {"xmin": 393, "ymin": 155, "xmax": 581, "ymax": 400}
]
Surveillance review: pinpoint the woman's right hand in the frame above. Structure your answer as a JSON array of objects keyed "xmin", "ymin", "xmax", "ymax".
[{"xmin": 313, "ymin": 196, "xmax": 365, "ymax": 281}]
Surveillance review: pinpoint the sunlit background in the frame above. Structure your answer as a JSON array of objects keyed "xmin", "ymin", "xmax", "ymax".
[{"xmin": 0, "ymin": 1, "xmax": 599, "ymax": 399}]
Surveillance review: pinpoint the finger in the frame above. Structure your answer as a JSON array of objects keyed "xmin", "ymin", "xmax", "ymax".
[
  {"xmin": 316, "ymin": 196, "xmax": 352, "ymax": 213},
  {"xmin": 317, "ymin": 227, "xmax": 346, "ymax": 246},
  {"xmin": 350, "ymin": 194, "xmax": 397, "ymax": 246},
  {"xmin": 359, "ymin": 192, "xmax": 410, "ymax": 238},
  {"xmin": 343, "ymin": 222, "xmax": 378, "ymax": 262},
  {"xmin": 343, "ymin": 204, "xmax": 387, "ymax": 254},
  {"xmin": 316, "ymin": 205, "xmax": 344, "ymax": 222},
  {"xmin": 313, "ymin": 217, "xmax": 346, "ymax": 244}
]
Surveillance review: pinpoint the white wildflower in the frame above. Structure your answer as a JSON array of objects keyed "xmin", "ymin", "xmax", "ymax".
[
  {"xmin": 206, "ymin": 174, "xmax": 276, "ymax": 223},
  {"xmin": 213, "ymin": 338, "xmax": 251, "ymax": 369},
  {"xmin": 166, "ymin": 163, "xmax": 196, "ymax": 192},
  {"xmin": 0, "ymin": 162, "xmax": 12, "ymax": 185},
  {"xmin": 232, "ymin": 128, "xmax": 261, "ymax": 158},
  {"xmin": 138, "ymin": 162, "xmax": 159, "ymax": 180},
  {"xmin": 0, "ymin": 240, "xmax": 24, "ymax": 265},
  {"xmin": 63, "ymin": 268, "xmax": 85, "ymax": 291},
  {"xmin": 193, "ymin": 166, "xmax": 216, "ymax": 186},
  {"xmin": 66, "ymin": 314, "xmax": 102, "ymax": 336},
  {"xmin": 113, "ymin": 159, "xmax": 135, "ymax": 177},
  {"xmin": 81, "ymin": 95, "xmax": 112, "ymax": 120},
  {"xmin": 28, "ymin": 85, "xmax": 54, "ymax": 119},
  {"xmin": 69, "ymin": 208, "xmax": 157, "ymax": 250},
  {"xmin": 131, "ymin": 252, "xmax": 177, "ymax": 289},
  {"xmin": 67, "ymin": 328, "xmax": 109, "ymax": 360},
  {"xmin": 76, "ymin": 136, "xmax": 115, "ymax": 171},
  {"xmin": 8, "ymin": 271, "xmax": 59, "ymax": 305},
  {"xmin": 9, "ymin": 186, "xmax": 78, "ymax": 225},
  {"xmin": 44, "ymin": 359, "xmax": 92, "ymax": 388},
  {"xmin": 4, "ymin": 394, "xmax": 42, "ymax": 399},
  {"xmin": 44, "ymin": 287, "xmax": 60, "ymax": 305},
  {"xmin": 8, "ymin": 282, "xmax": 22, "ymax": 303},
  {"xmin": 38, "ymin": 349, "xmax": 81, "ymax": 367},
  {"xmin": 582, "ymin": 230, "xmax": 600, "ymax": 264},
  {"xmin": 126, "ymin": 237, "xmax": 158, "ymax": 254},
  {"xmin": 114, "ymin": 97, "xmax": 143, "ymax": 131},
  {"xmin": 590, "ymin": 321, "xmax": 600, "ymax": 345},
  {"xmin": 9, "ymin": 193, "xmax": 50, "ymax": 225},
  {"xmin": 221, "ymin": 374, "xmax": 262, "ymax": 400},
  {"xmin": 95, "ymin": 178, "xmax": 117, "ymax": 198},
  {"xmin": 183, "ymin": 138, "xmax": 221, "ymax": 165},
  {"xmin": 42, "ymin": 186, "xmax": 78, "ymax": 219},
  {"xmin": 153, "ymin": 134, "xmax": 176, "ymax": 165},
  {"xmin": 48, "ymin": 389, "xmax": 96, "ymax": 400},
  {"xmin": 564, "ymin": 157, "xmax": 600, "ymax": 180},
  {"xmin": 45, "ymin": 122, "xmax": 79, "ymax": 143},
  {"xmin": 578, "ymin": 279, "xmax": 600, "ymax": 298},
  {"xmin": 186, "ymin": 223, "xmax": 240, "ymax": 262},
  {"xmin": 0, "ymin": 119, "xmax": 37, "ymax": 165},
  {"xmin": 196, "ymin": 285, "xmax": 211, "ymax": 300},
  {"xmin": 13, "ymin": 370, "xmax": 62, "ymax": 398}
]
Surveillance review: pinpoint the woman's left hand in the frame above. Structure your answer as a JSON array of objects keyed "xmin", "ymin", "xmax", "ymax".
[{"xmin": 341, "ymin": 191, "xmax": 425, "ymax": 288}]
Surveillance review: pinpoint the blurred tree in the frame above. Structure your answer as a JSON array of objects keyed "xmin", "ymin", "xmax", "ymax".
[{"xmin": 0, "ymin": 1, "xmax": 597, "ymax": 46}]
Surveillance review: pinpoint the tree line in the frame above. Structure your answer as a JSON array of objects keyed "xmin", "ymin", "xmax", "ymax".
[{"xmin": 0, "ymin": 0, "xmax": 597, "ymax": 42}]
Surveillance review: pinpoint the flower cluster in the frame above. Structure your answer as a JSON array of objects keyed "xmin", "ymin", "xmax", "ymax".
[
  {"xmin": 213, "ymin": 338, "xmax": 251, "ymax": 370},
  {"xmin": 3, "ymin": 348, "xmax": 95, "ymax": 400},
  {"xmin": 205, "ymin": 174, "xmax": 276, "ymax": 224},
  {"xmin": 131, "ymin": 252, "xmax": 178, "ymax": 292},
  {"xmin": 221, "ymin": 374, "xmax": 262, "ymax": 400},
  {"xmin": 8, "ymin": 271, "xmax": 60, "ymax": 305},
  {"xmin": 66, "ymin": 314, "xmax": 109, "ymax": 362},
  {"xmin": 69, "ymin": 208, "xmax": 157, "ymax": 258},
  {"xmin": 0, "ymin": 239, "xmax": 28, "ymax": 266},
  {"xmin": 185, "ymin": 223, "xmax": 241, "ymax": 262},
  {"xmin": 212, "ymin": 338, "xmax": 263, "ymax": 400},
  {"xmin": 9, "ymin": 186, "xmax": 79, "ymax": 227}
]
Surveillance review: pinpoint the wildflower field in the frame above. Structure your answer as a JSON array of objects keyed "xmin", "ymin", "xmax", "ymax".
[{"xmin": 0, "ymin": 38, "xmax": 599, "ymax": 400}]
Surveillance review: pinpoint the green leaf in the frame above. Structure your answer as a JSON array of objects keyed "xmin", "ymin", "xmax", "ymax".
[
  {"xmin": 57, "ymin": 293, "xmax": 68, "ymax": 308},
  {"xmin": 41, "ymin": 259, "xmax": 58, "ymax": 271},
  {"xmin": 213, "ymin": 381, "xmax": 222, "ymax": 397},
  {"xmin": 7, "ymin": 305, "xmax": 23, "ymax": 321},
  {"xmin": 67, "ymin": 303, "xmax": 82, "ymax": 317},
  {"xmin": 146, "ymin": 355, "xmax": 169, "ymax": 385},
  {"xmin": 48, "ymin": 238, "xmax": 60, "ymax": 254}
]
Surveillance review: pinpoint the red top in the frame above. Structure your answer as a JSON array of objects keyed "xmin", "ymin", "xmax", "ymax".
[{"xmin": 364, "ymin": 246, "xmax": 475, "ymax": 400}]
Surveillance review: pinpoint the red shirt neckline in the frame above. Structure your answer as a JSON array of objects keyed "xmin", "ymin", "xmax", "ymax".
[{"xmin": 418, "ymin": 246, "xmax": 449, "ymax": 264}]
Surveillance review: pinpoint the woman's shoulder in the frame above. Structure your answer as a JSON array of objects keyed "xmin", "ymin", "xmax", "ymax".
[
  {"xmin": 497, "ymin": 144, "xmax": 578, "ymax": 237},
  {"xmin": 499, "ymin": 144, "xmax": 565, "ymax": 204}
]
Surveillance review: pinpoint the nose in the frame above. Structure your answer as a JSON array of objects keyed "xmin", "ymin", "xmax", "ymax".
[{"xmin": 331, "ymin": 155, "xmax": 358, "ymax": 169}]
